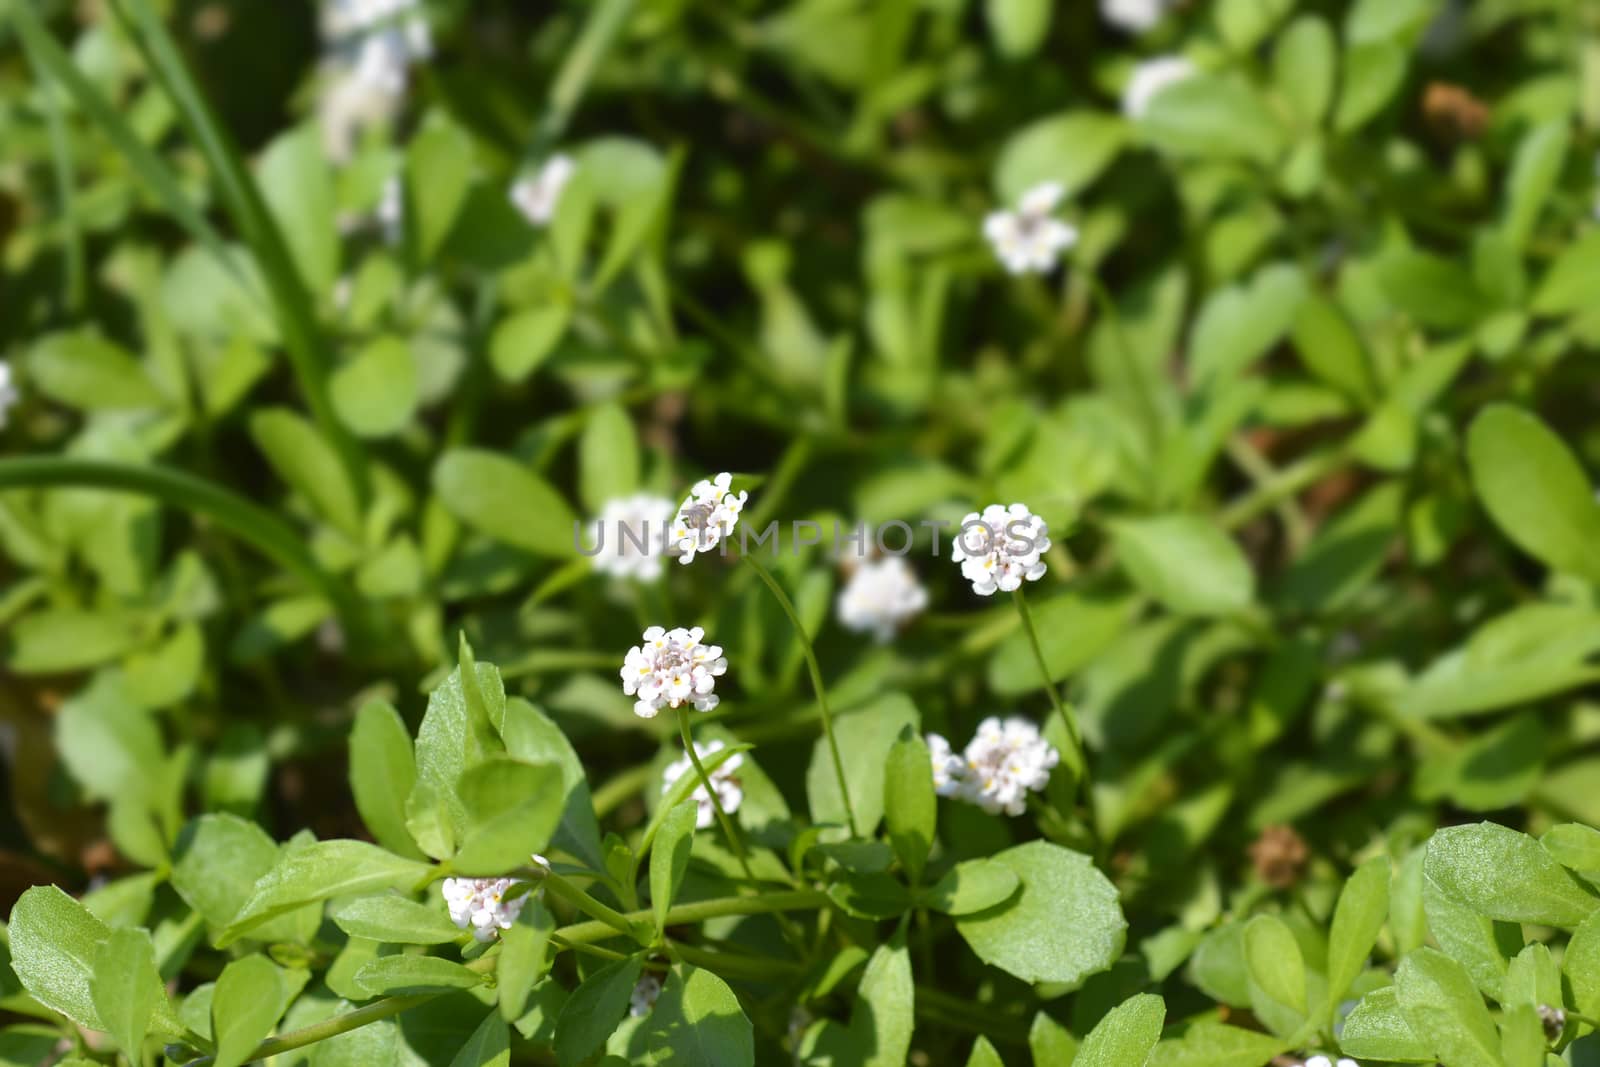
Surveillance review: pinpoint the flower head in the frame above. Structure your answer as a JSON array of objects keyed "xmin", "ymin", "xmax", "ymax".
[
  {"xmin": 510, "ymin": 155, "xmax": 576, "ymax": 227},
  {"xmin": 621, "ymin": 626, "xmax": 728, "ymax": 718},
  {"xmin": 1101, "ymin": 0, "xmax": 1174, "ymax": 34},
  {"xmin": 950, "ymin": 503, "xmax": 1050, "ymax": 597},
  {"xmin": 930, "ymin": 717, "xmax": 1059, "ymax": 816},
  {"xmin": 661, "ymin": 739, "xmax": 745, "ymax": 829},
  {"xmin": 984, "ymin": 182, "xmax": 1078, "ymax": 275},
  {"xmin": 1303, "ymin": 1057, "xmax": 1358, "ymax": 1067},
  {"xmin": 377, "ymin": 176, "xmax": 404, "ymax": 245},
  {"xmin": 630, "ymin": 973, "xmax": 663, "ymax": 1017},
  {"xmin": 442, "ymin": 876, "xmax": 525, "ymax": 942},
  {"xmin": 669, "ymin": 472, "xmax": 747, "ymax": 564},
  {"xmin": 588, "ymin": 493, "xmax": 677, "ymax": 582},
  {"xmin": 0, "ymin": 360, "xmax": 18, "ymax": 429},
  {"xmin": 1123, "ymin": 55, "xmax": 1196, "ymax": 119},
  {"xmin": 837, "ymin": 556, "xmax": 928, "ymax": 642},
  {"xmin": 318, "ymin": 0, "xmax": 431, "ymax": 160}
]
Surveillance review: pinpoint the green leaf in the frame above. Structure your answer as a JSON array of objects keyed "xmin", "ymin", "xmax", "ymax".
[
  {"xmin": 922, "ymin": 859, "xmax": 1020, "ymax": 916},
  {"xmin": 883, "ymin": 729, "xmax": 935, "ymax": 884},
  {"xmin": 1377, "ymin": 251, "xmax": 1485, "ymax": 329},
  {"xmin": 1138, "ymin": 74, "xmax": 1284, "ymax": 164},
  {"xmin": 806, "ymin": 693, "xmax": 919, "ymax": 835},
  {"xmin": 1567, "ymin": 909, "xmax": 1600, "ymax": 1017},
  {"xmin": 407, "ymin": 112, "xmax": 475, "ymax": 262},
  {"xmin": 489, "ymin": 304, "xmax": 572, "ymax": 383},
  {"xmin": 1273, "ymin": 481, "xmax": 1402, "ymax": 615},
  {"xmin": 554, "ymin": 955, "xmax": 644, "ymax": 1066},
  {"xmin": 350, "ymin": 699, "xmax": 425, "ymax": 860},
  {"xmin": 353, "ymin": 955, "xmax": 483, "ymax": 997},
  {"xmin": 1499, "ymin": 1003, "xmax": 1545, "ymax": 1067},
  {"xmin": 1337, "ymin": 985, "xmax": 1432, "ymax": 1062},
  {"xmin": 27, "ymin": 331, "xmax": 165, "ymax": 411},
  {"xmin": 250, "ymin": 407, "xmax": 364, "ymax": 539},
  {"xmin": 1291, "ymin": 294, "xmax": 1376, "ymax": 401},
  {"xmin": 90, "ymin": 927, "xmax": 167, "ymax": 1056},
  {"xmin": 1416, "ymin": 713, "xmax": 1543, "ymax": 811},
  {"xmin": 330, "ymin": 895, "xmax": 464, "ymax": 945},
  {"xmin": 8, "ymin": 886, "xmax": 112, "ymax": 1030},
  {"xmin": 1424, "ymin": 822, "xmax": 1598, "ymax": 928},
  {"xmin": 1325, "ymin": 856, "xmax": 1390, "ymax": 1015},
  {"xmin": 434, "ymin": 449, "xmax": 580, "ymax": 559},
  {"xmin": 451, "ymin": 758, "xmax": 563, "ymax": 875},
  {"xmin": 1028, "ymin": 1012, "xmax": 1080, "ymax": 1065},
  {"xmin": 1153, "ymin": 1021, "xmax": 1288, "ymax": 1067},
  {"xmin": 1243, "ymin": 915, "xmax": 1305, "ymax": 1036},
  {"xmin": 994, "ymin": 112, "xmax": 1125, "ymax": 204},
  {"xmin": 500, "ymin": 698, "xmax": 606, "ymax": 871},
  {"xmin": 497, "ymin": 901, "xmax": 556, "ymax": 1022},
  {"xmin": 623, "ymin": 964, "xmax": 754, "ymax": 1066},
  {"xmin": 799, "ymin": 930, "xmax": 913, "ymax": 1067},
  {"xmin": 54, "ymin": 673, "xmax": 162, "ymax": 803},
  {"xmin": 651, "ymin": 800, "xmax": 697, "ymax": 936},
  {"xmin": 1405, "ymin": 601, "xmax": 1600, "ymax": 720},
  {"xmin": 1188, "ymin": 263, "xmax": 1305, "ymax": 387},
  {"xmin": 1074, "ymin": 992, "xmax": 1164, "ymax": 1067},
  {"xmin": 985, "ymin": 0, "xmax": 1051, "ymax": 58},
  {"xmin": 331, "ymin": 336, "xmax": 418, "ymax": 438},
  {"xmin": 171, "ymin": 813, "xmax": 281, "ymax": 933},
  {"xmin": 1394, "ymin": 948, "xmax": 1499, "ymax": 1067},
  {"xmin": 1467, "ymin": 405, "xmax": 1600, "ymax": 583},
  {"xmin": 310, "ymin": 1018, "xmax": 399, "ymax": 1067},
  {"xmin": 212, "ymin": 956, "xmax": 287, "ymax": 1067},
  {"xmin": 1502, "ymin": 121, "xmax": 1569, "ymax": 250},
  {"xmin": 964, "ymin": 1035, "xmax": 1004, "ymax": 1067},
  {"xmin": 450, "ymin": 1009, "xmax": 510, "ymax": 1067},
  {"xmin": 1335, "ymin": 41, "xmax": 1407, "ymax": 132},
  {"xmin": 1421, "ymin": 873, "xmax": 1514, "ymax": 1001},
  {"xmin": 1273, "ymin": 16, "xmax": 1336, "ymax": 126},
  {"xmin": 1543, "ymin": 823, "xmax": 1600, "ymax": 881},
  {"xmin": 956, "ymin": 841, "xmax": 1126, "ymax": 985},
  {"xmin": 1532, "ymin": 230, "xmax": 1600, "ymax": 315},
  {"xmin": 222, "ymin": 840, "xmax": 434, "ymax": 944},
  {"xmin": 9, "ymin": 608, "xmax": 139, "ymax": 674},
  {"xmin": 578, "ymin": 404, "xmax": 640, "ymax": 515},
  {"xmin": 257, "ymin": 123, "xmax": 339, "ymax": 294},
  {"xmin": 0, "ymin": 1025, "xmax": 62, "ymax": 1067},
  {"xmin": 1110, "ymin": 516, "xmax": 1255, "ymax": 616},
  {"xmin": 987, "ymin": 591, "xmax": 1138, "ymax": 697}
]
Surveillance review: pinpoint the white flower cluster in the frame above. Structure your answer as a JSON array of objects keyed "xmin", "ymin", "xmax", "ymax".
[
  {"xmin": 984, "ymin": 181, "xmax": 1078, "ymax": 275},
  {"xmin": 1305, "ymin": 1057, "xmax": 1358, "ymax": 1067},
  {"xmin": 927, "ymin": 717, "xmax": 1059, "ymax": 816},
  {"xmin": 510, "ymin": 155, "xmax": 577, "ymax": 228},
  {"xmin": 950, "ymin": 503, "xmax": 1050, "ymax": 597},
  {"xmin": 630, "ymin": 973, "xmax": 663, "ymax": 1017},
  {"xmin": 588, "ymin": 493, "xmax": 676, "ymax": 582},
  {"xmin": 442, "ymin": 877, "xmax": 525, "ymax": 942},
  {"xmin": 1123, "ymin": 55, "xmax": 1196, "ymax": 119},
  {"xmin": 621, "ymin": 626, "xmax": 728, "ymax": 718},
  {"xmin": 661, "ymin": 739, "xmax": 744, "ymax": 830},
  {"xmin": 669, "ymin": 472, "xmax": 747, "ymax": 564},
  {"xmin": 836, "ymin": 556, "xmax": 928, "ymax": 642},
  {"xmin": 0, "ymin": 360, "xmax": 17, "ymax": 428},
  {"xmin": 319, "ymin": 0, "xmax": 433, "ymax": 161},
  {"xmin": 1101, "ymin": 0, "xmax": 1177, "ymax": 34}
]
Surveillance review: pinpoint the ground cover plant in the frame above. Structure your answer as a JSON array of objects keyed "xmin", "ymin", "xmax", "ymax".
[{"xmin": 5, "ymin": 0, "xmax": 1600, "ymax": 1064}]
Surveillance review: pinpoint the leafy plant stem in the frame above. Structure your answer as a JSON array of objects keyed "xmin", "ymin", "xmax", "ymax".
[
  {"xmin": 555, "ymin": 890, "xmax": 828, "ymax": 946},
  {"xmin": 1012, "ymin": 588, "xmax": 1096, "ymax": 827},
  {"xmin": 676, "ymin": 704, "xmax": 759, "ymax": 883},
  {"xmin": 742, "ymin": 552, "xmax": 861, "ymax": 838},
  {"xmin": 541, "ymin": 873, "xmax": 645, "ymax": 943},
  {"xmin": 180, "ymin": 958, "xmax": 496, "ymax": 1066}
]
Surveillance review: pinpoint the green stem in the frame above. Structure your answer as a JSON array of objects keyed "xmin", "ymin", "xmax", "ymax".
[
  {"xmin": 677, "ymin": 705, "xmax": 759, "ymax": 882},
  {"xmin": 556, "ymin": 890, "xmax": 827, "ymax": 946},
  {"xmin": 0, "ymin": 457, "xmax": 365, "ymax": 638},
  {"xmin": 741, "ymin": 553, "xmax": 860, "ymax": 838},
  {"xmin": 180, "ymin": 959, "xmax": 494, "ymax": 1066},
  {"xmin": 1011, "ymin": 588, "xmax": 1095, "ymax": 825},
  {"xmin": 1219, "ymin": 447, "xmax": 1347, "ymax": 531},
  {"xmin": 542, "ymin": 873, "xmax": 644, "ymax": 943},
  {"xmin": 537, "ymin": 0, "xmax": 637, "ymax": 149}
]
